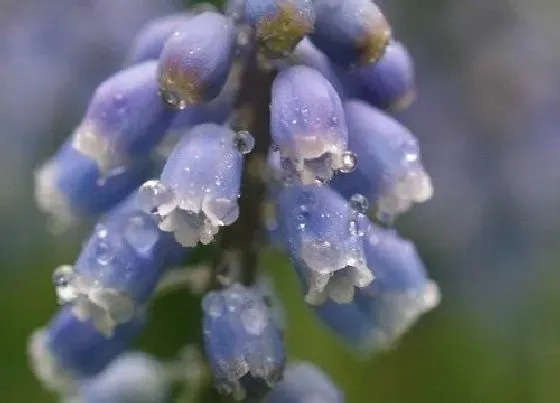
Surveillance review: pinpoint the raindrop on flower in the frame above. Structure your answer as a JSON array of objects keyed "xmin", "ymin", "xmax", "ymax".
[
  {"xmin": 339, "ymin": 151, "xmax": 358, "ymax": 173},
  {"xmin": 240, "ymin": 303, "xmax": 269, "ymax": 335},
  {"xmin": 233, "ymin": 130, "xmax": 255, "ymax": 154},
  {"xmin": 95, "ymin": 241, "xmax": 115, "ymax": 266},
  {"xmin": 96, "ymin": 223, "xmax": 108, "ymax": 239},
  {"xmin": 158, "ymin": 88, "xmax": 187, "ymax": 110},
  {"xmin": 138, "ymin": 180, "xmax": 177, "ymax": 215},
  {"xmin": 349, "ymin": 194, "xmax": 369, "ymax": 214},
  {"xmin": 52, "ymin": 265, "xmax": 77, "ymax": 304},
  {"xmin": 124, "ymin": 214, "xmax": 159, "ymax": 254}
]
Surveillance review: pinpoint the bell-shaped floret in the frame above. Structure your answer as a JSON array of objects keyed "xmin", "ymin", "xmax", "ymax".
[
  {"xmin": 71, "ymin": 61, "xmax": 175, "ymax": 173},
  {"xmin": 276, "ymin": 185, "xmax": 372, "ymax": 305},
  {"xmin": 28, "ymin": 306, "xmax": 145, "ymax": 390},
  {"xmin": 202, "ymin": 284, "xmax": 285, "ymax": 400},
  {"xmin": 352, "ymin": 40, "xmax": 416, "ymax": 110},
  {"xmin": 125, "ymin": 13, "xmax": 193, "ymax": 65},
  {"xmin": 313, "ymin": 224, "xmax": 440, "ymax": 352},
  {"xmin": 35, "ymin": 140, "xmax": 152, "ymax": 227},
  {"xmin": 138, "ymin": 124, "xmax": 246, "ymax": 247},
  {"xmin": 310, "ymin": 0, "xmax": 391, "ymax": 67},
  {"xmin": 52, "ymin": 194, "xmax": 185, "ymax": 336},
  {"xmin": 271, "ymin": 66, "xmax": 354, "ymax": 184},
  {"xmin": 157, "ymin": 12, "xmax": 236, "ymax": 110},
  {"xmin": 332, "ymin": 100, "xmax": 432, "ymax": 222}
]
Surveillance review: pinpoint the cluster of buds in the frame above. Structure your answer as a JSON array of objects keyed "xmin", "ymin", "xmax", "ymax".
[{"xmin": 29, "ymin": 1, "xmax": 439, "ymax": 401}]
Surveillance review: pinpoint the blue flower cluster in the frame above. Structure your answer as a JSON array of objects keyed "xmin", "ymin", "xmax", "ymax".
[{"xmin": 29, "ymin": 1, "xmax": 439, "ymax": 401}]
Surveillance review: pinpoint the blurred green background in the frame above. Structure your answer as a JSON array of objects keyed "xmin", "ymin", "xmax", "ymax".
[{"xmin": 1, "ymin": 0, "xmax": 560, "ymax": 402}]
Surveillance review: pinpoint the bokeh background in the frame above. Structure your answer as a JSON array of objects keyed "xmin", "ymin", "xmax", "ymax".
[{"xmin": 1, "ymin": 0, "xmax": 560, "ymax": 401}]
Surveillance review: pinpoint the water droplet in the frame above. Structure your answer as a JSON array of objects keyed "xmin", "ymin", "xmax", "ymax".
[
  {"xmin": 339, "ymin": 151, "xmax": 358, "ymax": 173},
  {"xmin": 113, "ymin": 93, "xmax": 128, "ymax": 115},
  {"xmin": 138, "ymin": 180, "xmax": 177, "ymax": 215},
  {"xmin": 233, "ymin": 131, "xmax": 255, "ymax": 154},
  {"xmin": 240, "ymin": 303, "xmax": 269, "ymax": 335},
  {"xmin": 95, "ymin": 241, "xmax": 114, "ymax": 266},
  {"xmin": 125, "ymin": 214, "xmax": 159, "ymax": 254},
  {"xmin": 158, "ymin": 88, "xmax": 187, "ymax": 110},
  {"xmin": 52, "ymin": 265, "xmax": 72, "ymax": 287},
  {"xmin": 404, "ymin": 151, "xmax": 418, "ymax": 163},
  {"xmin": 402, "ymin": 141, "xmax": 420, "ymax": 165},
  {"xmin": 96, "ymin": 223, "xmax": 108, "ymax": 239},
  {"xmin": 350, "ymin": 194, "xmax": 369, "ymax": 214},
  {"xmin": 52, "ymin": 265, "xmax": 77, "ymax": 304}
]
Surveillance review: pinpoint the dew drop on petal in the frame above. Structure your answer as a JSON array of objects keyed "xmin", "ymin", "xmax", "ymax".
[
  {"xmin": 124, "ymin": 214, "xmax": 159, "ymax": 254},
  {"xmin": 233, "ymin": 130, "xmax": 255, "ymax": 154},
  {"xmin": 113, "ymin": 93, "xmax": 128, "ymax": 116},
  {"xmin": 240, "ymin": 303, "xmax": 269, "ymax": 335},
  {"xmin": 95, "ymin": 223, "xmax": 108, "ymax": 239},
  {"xmin": 95, "ymin": 241, "xmax": 115, "ymax": 266},
  {"xmin": 349, "ymin": 194, "xmax": 369, "ymax": 214},
  {"xmin": 158, "ymin": 88, "xmax": 187, "ymax": 110},
  {"xmin": 138, "ymin": 180, "xmax": 177, "ymax": 215},
  {"xmin": 52, "ymin": 265, "xmax": 77, "ymax": 304},
  {"xmin": 339, "ymin": 151, "xmax": 358, "ymax": 173}
]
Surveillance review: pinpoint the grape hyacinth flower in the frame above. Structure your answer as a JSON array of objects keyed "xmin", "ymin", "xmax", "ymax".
[
  {"xmin": 30, "ymin": 1, "xmax": 440, "ymax": 401},
  {"xmin": 310, "ymin": 0, "xmax": 392, "ymax": 67},
  {"xmin": 34, "ymin": 140, "xmax": 152, "ymax": 227},
  {"xmin": 332, "ymin": 100, "xmax": 433, "ymax": 221},
  {"xmin": 138, "ymin": 124, "xmax": 246, "ymax": 247},
  {"xmin": 271, "ymin": 65, "xmax": 356, "ymax": 184},
  {"xmin": 314, "ymin": 225, "xmax": 440, "ymax": 352},
  {"xmin": 52, "ymin": 194, "xmax": 185, "ymax": 336},
  {"xmin": 28, "ymin": 306, "xmax": 145, "ymax": 390},
  {"xmin": 157, "ymin": 12, "xmax": 236, "ymax": 110},
  {"xmin": 352, "ymin": 40, "xmax": 416, "ymax": 110},
  {"xmin": 243, "ymin": 0, "xmax": 315, "ymax": 58},
  {"xmin": 71, "ymin": 61, "xmax": 175, "ymax": 174},
  {"xmin": 68, "ymin": 352, "xmax": 169, "ymax": 403},
  {"xmin": 265, "ymin": 362, "xmax": 344, "ymax": 403},
  {"xmin": 202, "ymin": 283, "xmax": 285, "ymax": 400},
  {"xmin": 276, "ymin": 184, "xmax": 372, "ymax": 305},
  {"xmin": 125, "ymin": 13, "xmax": 193, "ymax": 65}
]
